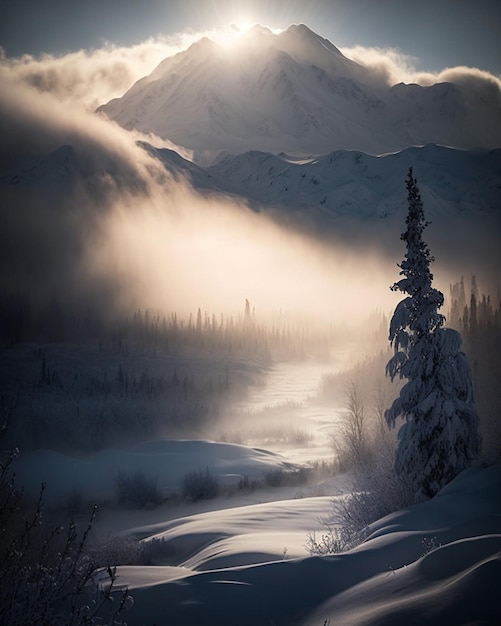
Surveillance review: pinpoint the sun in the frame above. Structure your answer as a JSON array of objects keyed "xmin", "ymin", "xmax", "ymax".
[
  {"xmin": 214, "ymin": 20, "xmax": 256, "ymax": 48},
  {"xmin": 234, "ymin": 21, "xmax": 253, "ymax": 33},
  {"xmin": 210, "ymin": 16, "xmax": 283, "ymax": 50}
]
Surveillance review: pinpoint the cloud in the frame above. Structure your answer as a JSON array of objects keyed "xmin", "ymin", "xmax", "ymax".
[
  {"xmin": 0, "ymin": 70, "xmax": 399, "ymax": 328},
  {"xmin": 0, "ymin": 25, "xmax": 281, "ymax": 112},
  {"xmin": 431, "ymin": 66, "xmax": 501, "ymax": 102},
  {"xmin": 0, "ymin": 72, "xmax": 170, "ymax": 312},
  {"xmin": 340, "ymin": 45, "xmax": 421, "ymax": 85},
  {"xmin": 1, "ymin": 34, "xmax": 498, "ymax": 332},
  {"xmin": 0, "ymin": 72, "xmax": 163, "ymax": 174},
  {"xmin": 0, "ymin": 26, "xmax": 230, "ymax": 112},
  {"xmin": 341, "ymin": 45, "xmax": 501, "ymax": 93},
  {"xmin": 0, "ymin": 39, "xmax": 182, "ymax": 111},
  {"xmin": 2, "ymin": 30, "xmax": 500, "ymax": 116}
]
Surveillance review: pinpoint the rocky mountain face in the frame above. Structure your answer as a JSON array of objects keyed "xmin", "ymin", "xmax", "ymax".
[{"xmin": 98, "ymin": 24, "xmax": 501, "ymax": 158}]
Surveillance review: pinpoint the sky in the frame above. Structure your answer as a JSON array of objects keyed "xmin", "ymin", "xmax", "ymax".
[{"xmin": 1, "ymin": 0, "xmax": 500, "ymax": 76}]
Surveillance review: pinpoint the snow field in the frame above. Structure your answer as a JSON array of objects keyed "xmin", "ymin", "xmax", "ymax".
[
  {"xmin": 13, "ymin": 438, "xmax": 299, "ymax": 505},
  {"xmin": 111, "ymin": 463, "xmax": 501, "ymax": 625}
]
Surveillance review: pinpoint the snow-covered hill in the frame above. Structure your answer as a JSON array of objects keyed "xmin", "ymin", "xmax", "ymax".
[
  {"xmin": 143, "ymin": 142, "xmax": 501, "ymax": 220},
  {"xmin": 97, "ymin": 24, "xmax": 501, "ymax": 157},
  {"xmin": 12, "ymin": 432, "xmax": 500, "ymax": 625},
  {"xmin": 110, "ymin": 461, "xmax": 501, "ymax": 625},
  {"xmin": 13, "ymin": 439, "xmax": 298, "ymax": 505},
  {"xmin": 5, "ymin": 141, "xmax": 501, "ymax": 223},
  {"xmin": 4, "ymin": 144, "xmax": 80, "ymax": 192}
]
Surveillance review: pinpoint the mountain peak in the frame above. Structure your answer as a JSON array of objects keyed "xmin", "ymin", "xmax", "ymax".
[
  {"xmin": 98, "ymin": 25, "xmax": 501, "ymax": 157},
  {"xmin": 189, "ymin": 36, "xmax": 221, "ymax": 55},
  {"xmin": 286, "ymin": 23, "xmax": 325, "ymax": 39},
  {"xmin": 282, "ymin": 23, "xmax": 345, "ymax": 57}
]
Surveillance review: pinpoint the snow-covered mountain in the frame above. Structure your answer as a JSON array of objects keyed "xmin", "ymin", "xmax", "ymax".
[
  {"xmin": 4, "ymin": 142, "xmax": 501, "ymax": 223},
  {"xmin": 143, "ymin": 142, "xmax": 501, "ymax": 220},
  {"xmin": 5, "ymin": 144, "xmax": 80, "ymax": 191},
  {"xmin": 98, "ymin": 24, "xmax": 501, "ymax": 158}
]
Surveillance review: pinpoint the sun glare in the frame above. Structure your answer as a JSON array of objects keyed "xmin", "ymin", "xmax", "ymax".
[
  {"xmin": 235, "ymin": 21, "xmax": 252, "ymax": 33},
  {"xmin": 212, "ymin": 21, "xmax": 283, "ymax": 50},
  {"xmin": 214, "ymin": 21, "xmax": 255, "ymax": 48}
]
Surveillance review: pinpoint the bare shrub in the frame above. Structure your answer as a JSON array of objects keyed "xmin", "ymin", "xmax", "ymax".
[
  {"xmin": 314, "ymin": 375, "xmax": 416, "ymax": 555},
  {"xmin": 371, "ymin": 380, "xmax": 393, "ymax": 448},
  {"xmin": 306, "ymin": 521, "xmax": 364, "ymax": 555},
  {"xmin": 265, "ymin": 466, "xmax": 311, "ymax": 487},
  {"xmin": 289, "ymin": 426, "xmax": 314, "ymax": 445},
  {"xmin": 139, "ymin": 537, "xmax": 175, "ymax": 566},
  {"xmin": 89, "ymin": 534, "xmax": 145, "ymax": 567},
  {"xmin": 337, "ymin": 449, "xmax": 417, "ymax": 535},
  {"xmin": 116, "ymin": 470, "xmax": 163, "ymax": 509},
  {"xmin": 308, "ymin": 447, "xmax": 416, "ymax": 556},
  {"xmin": 331, "ymin": 380, "xmax": 372, "ymax": 471},
  {"xmin": 236, "ymin": 475, "xmax": 261, "ymax": 492},
  {"xmin": 335, "ymin": 381, "xmax": 417, "ymax": 535},
  {"xmin": 0, "ymin": 424, "xmax": 131, "ymax": 625},
  {"xmin": 182, "ymin": 467, "xmax": 220, "ymax": 501}
]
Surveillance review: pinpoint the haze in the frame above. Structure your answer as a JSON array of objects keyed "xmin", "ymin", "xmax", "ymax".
[
  {"xmin": 0, "ymin": 78, "xmax": 400, "ymax": 327},
  {"xmin": 1, "ymin": 11, "xmax": 501, "ymax": 626},
  {"xmin": 2, "ymin": 23, "xmax": 499, "ymax": 331}
]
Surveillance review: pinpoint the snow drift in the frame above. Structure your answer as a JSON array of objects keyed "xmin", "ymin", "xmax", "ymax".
[{"xmin": 111, "ymin": 463, "xmax": 501, "ymax": 625}]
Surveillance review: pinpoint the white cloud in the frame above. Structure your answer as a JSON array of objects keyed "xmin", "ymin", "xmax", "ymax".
[
  {"xmin": 0, "ymin": 38, "xmax": 181, "ymax": 111},
  {"xmin": 432, "ymin": 66, "xmax": 501, "ymax": 98},
  {"xmin": 0, "ymin": 69, "xmax": 395, "ymax": 325},
  {"xmin": 0, "ymin": 25, "xmax": 284, "ymax": 112},
  {"xmin": 340, "ymin": 45, "xmax": 421, "ymax": 85},
  {"xmin": 2, "ymin": 31, "xmax": 499, "ymax": 117},
  {"xmin": 1, "ymin": 33, "xmax": 499, "ymax": 325},
  {"xmin": 341, "ymin": 45, "xmax": 501, "ymax": 92}
]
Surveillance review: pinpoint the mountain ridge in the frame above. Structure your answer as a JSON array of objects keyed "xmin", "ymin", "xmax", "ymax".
[
  {"xmin": 97, "ymin": 24, "xmax": 501, "ymax": 158},
  {"xmin": 6, "ymin": 141, "xmax": 500, "ymax": 224},
  {"xmin": 160, "ymin": 142, "xmax": 501, "ymax": 219}
]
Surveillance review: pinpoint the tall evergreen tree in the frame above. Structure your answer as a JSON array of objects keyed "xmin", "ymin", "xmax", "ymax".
[{"xmin": 386, "ymin": 168, "xmax": 481, "ymax": 498}]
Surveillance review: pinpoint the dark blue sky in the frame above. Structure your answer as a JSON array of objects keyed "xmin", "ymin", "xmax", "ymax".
[{"xmin": 1, "ymin": 0, "xmax": 500, "ymax": 75}]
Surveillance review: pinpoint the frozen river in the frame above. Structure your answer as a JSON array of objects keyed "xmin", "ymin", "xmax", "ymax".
[{"xmin": 226, "ymin": 346, "xmax": 357, "ymax": 466}]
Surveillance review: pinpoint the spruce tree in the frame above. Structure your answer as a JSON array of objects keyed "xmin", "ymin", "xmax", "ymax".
[{"xmin": 385, "ymin": 168, "xmax": 481, "ymax": 498}]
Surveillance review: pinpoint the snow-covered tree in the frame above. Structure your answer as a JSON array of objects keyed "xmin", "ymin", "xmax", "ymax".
[{"xmin": 385, "ymin": 168, "xmax": 481, "ymax": 498}]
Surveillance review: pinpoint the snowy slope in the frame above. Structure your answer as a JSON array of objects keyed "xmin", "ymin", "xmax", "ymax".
[
  {"xmin": 110, "ymin": 463, "xmax": 501, "ymax": 625},
  {"xmin": 127, "ymin": 496, "xmax": 341, "ymax": 568},
  {"xmin": 149, "ymin": 142, "xmax": 501, "ymax": 219},
  {"xmin": 13, "ymin": 439, "xmax": 297, "ymax": 505},
  {"xmin": 3, "ymin": 144, "xmax": 80, "ymax": 192},
  {"xmin": 97, "ymin": 24, "xmax": 501, "ymax": 156},
  {"xmin": 0, "ymin": 140, "xmax": 149, "ymax": 199},
  {"xmin": 6, "ymin": 142, "xmax": 500, "ymax": 222}
]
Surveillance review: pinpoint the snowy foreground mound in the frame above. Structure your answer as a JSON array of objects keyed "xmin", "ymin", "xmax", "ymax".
[
  {"xmin": 14, "ymin": 439, "xmax": 296, "ymax": 503},
  {"xmin": 116, "ymin": 464, "xmax": 501, "ymax": 625}
]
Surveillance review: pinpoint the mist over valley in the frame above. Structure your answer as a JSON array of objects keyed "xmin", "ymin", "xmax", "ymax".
[{"xmin": 1, "ymin": 16, "xmax": 501, "ymax": 626}]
